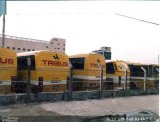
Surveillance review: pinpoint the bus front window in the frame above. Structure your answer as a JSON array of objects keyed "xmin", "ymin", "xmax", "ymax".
[{"xmin": 17, "ymin": 55, "xmax": 35, "ymax": 70}]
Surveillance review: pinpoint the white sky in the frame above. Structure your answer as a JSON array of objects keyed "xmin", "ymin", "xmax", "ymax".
[{"xmin": 0, "ymin": 1, "xmax": 160, "ymax": 64}]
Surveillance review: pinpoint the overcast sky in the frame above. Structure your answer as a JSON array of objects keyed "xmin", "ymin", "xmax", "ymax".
[{"xmin": 0, "ymin": 1, "xmax": 160, "ymax": 64}]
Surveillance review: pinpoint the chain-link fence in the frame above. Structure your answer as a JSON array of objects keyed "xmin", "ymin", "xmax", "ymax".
[{"xmin": 0, "ymin": 88, "xmax": 159, "ymax": 106}]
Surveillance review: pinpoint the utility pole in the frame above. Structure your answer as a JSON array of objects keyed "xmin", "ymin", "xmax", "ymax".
[
  {"xmin": 2, "ymin": 14, "xmax": 5, "ymax": 47},
  {"xmin": 0, "ymin": 0, "xmax": 6, "ymax": 47}
]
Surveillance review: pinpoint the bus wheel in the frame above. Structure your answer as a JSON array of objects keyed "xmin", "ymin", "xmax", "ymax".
[{"xmin": 130, "ymin": 82, "xmax": 137, "ymax": 89}]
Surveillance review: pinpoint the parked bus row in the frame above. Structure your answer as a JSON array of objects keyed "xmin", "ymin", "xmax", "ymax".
[
  {"xmin": 0, "ymin": 47, "xmax": 159, "ymax": 94},
  {"xmin": 106, "ymin": 61, "xmax": 159, "ymax": 91}
]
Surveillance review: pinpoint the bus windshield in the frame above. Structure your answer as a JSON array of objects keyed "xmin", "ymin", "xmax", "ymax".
[
  {"xmin": 106, "ymin": 62, "xmax": 115, "ymax": 74},
  {"xmin": 69, "ymin": 58, "xmax": 85, "ymax": 69},
  {"xmin": 17, "ymin": 55, "xmax": 35, "ymax": 70}
]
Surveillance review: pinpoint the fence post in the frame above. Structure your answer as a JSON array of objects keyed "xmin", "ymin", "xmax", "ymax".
[
  {"xmin": 26, "ymin": 57, "xmax": 31, "ymax": 102},
  {"xmin": 120, "ymin": 65, "xmax": 128, "ymax": 95},
  {"xmin": 68, "ymin": 61, "xmax": 73, "ymax": 101},
  {"xmin": 141, "ymin": 67, "xmax": 147, "ymax": 92},
  {"xmin": 98, "ymin": 63, "xmax": 103, "ymax": 98}
]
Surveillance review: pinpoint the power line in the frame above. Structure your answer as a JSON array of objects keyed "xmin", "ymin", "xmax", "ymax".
[{"xmin": 115, "ymin": 13, "xmax": 159, "ymax": 26}]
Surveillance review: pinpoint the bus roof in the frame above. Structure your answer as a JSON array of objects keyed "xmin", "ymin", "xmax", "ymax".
[
  {"xmin": 0, "ymin": 47, "xmax": 16, "ymax": 54},
  {"xmin": 127, "ymin": 62, "xmax": 156, "ymax": 66},
  {"xmin": 106, "ymin": 60, "xmax": 128, "ymax": 64},
  {"xmin": 69, "ymin": 53, "xmax": 103, "ymax": 58},
  {"xmin": 17, "ymin": 50, "xmax": 65, "ymax": 57},
  {"xmin": 125, "ymin": 61, "xmax": 158, "ymax": 66}
]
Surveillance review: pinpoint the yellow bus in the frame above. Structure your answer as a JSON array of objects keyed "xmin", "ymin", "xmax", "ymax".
[
  {"xmin": 127, "ymin": 63, "xmax": 159, "ymax": 90},
  {"xmin": 14, "ymin": 50, "xmax": 69, "ymax": 93},
  {"xmin": 0, "ymin": 47, "xmax": 17, "ymax": 94},
  {"xmin": 106, "ymin": 60, "xmax": 130, "ymax": 90},
  {"xmin": 69, "ymin": 53, "xmax": 106, "ymax": 91}
]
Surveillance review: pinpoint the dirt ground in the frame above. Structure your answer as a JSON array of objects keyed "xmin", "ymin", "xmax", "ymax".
[{"xmin": 0, "ymin": 95, "xmax": 158, "ymax": 117}]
